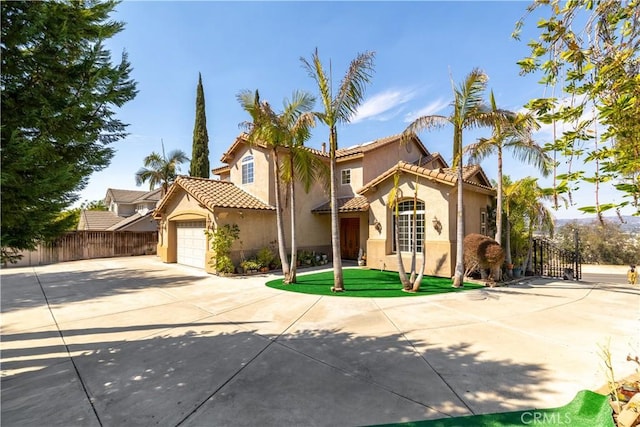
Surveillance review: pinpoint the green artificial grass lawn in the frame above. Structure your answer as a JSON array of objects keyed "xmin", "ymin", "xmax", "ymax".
[
  {"xmin": 375, "ymin": 390, "xmax": 614, "ymax": 427},
  {"xmin": 265, "ymin": 267, "xmax": 484, "ymax": 297}
]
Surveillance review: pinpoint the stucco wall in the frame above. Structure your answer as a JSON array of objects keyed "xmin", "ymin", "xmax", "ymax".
[
  {"xmin": 227, "ymin": 145, "xmax": 273, "ymax": 205},
  {"xmin": 365, "ymin": 174, "xmax": 456, "ymax": 277},
  {"xmin": 213, "ymin": 209, "xmax": 277, "ymax": 266},
  {"xmin": 447, "ymin": 185, "xmax": 493, "ymax": 241},
  {"xmin": 361, "ymin": 139, "xmax": 424, "ymax": 184},
  {"xmin": 336, "ymin": 158, "xmax": 363, "ymax": 198},
  {"xmin": 155, "ymin": 187, "xmax": 212, "ymax": 269},
  {"xmin": 280, "ymin": 168, "xmax": 332, "ymax": 253}
]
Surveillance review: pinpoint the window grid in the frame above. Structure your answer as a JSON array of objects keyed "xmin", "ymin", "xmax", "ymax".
[
  {"xmin": 242, "ymin": 156, "xmax": 254, "ymax": 184},
  {"xmin": 341, "ymin": 169, "xmax": 351, "ymax": 185},
  {"xmin": 393, "ymin": 200, "xmax": 425, "ymax": 253}
]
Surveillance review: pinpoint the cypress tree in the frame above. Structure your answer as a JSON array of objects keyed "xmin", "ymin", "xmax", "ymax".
[{"xmin": 189, "ymin": 72, "xmax": 210, "ymax": 177}]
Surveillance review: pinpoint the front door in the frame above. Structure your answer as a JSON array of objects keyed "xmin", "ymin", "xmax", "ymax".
[{"xmin": 340, "ymin": 218, "xmax": 360, "ymax": 260}]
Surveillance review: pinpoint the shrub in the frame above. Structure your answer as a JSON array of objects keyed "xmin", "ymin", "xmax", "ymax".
[
  {"xmin": 207, "ymin": 224, "xmax": 239, "ymax": 275},
  {"xmin": 464, "ymin": 233, "xmax": 505, "ymax": 281},
  {"xmin": 256, "ymin": 246, "xmax": 275, "ymax": 269}
]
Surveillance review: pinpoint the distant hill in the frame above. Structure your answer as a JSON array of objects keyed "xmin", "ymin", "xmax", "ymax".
[{"xmin": 555, "ymin": 216, "xmax": 640, "ymax": 234}]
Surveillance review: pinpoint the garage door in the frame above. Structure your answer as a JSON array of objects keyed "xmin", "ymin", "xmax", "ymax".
[{"xmin": 176, "ymin": 221, "xmax": 207, "ymax": 269}]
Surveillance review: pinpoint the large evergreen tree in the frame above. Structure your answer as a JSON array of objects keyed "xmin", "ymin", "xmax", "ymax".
[
  {"xmin": 189, "ymin": 72, "xmax": 210, "ymax": 178},
  {"xmin": 1, "ymin": 0, "xmax": 137, "ymax": 262}
]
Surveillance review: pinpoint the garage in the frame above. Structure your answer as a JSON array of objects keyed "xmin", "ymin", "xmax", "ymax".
[{"xmin": 176, "ymin": 221, "xmax": 207, "ymax": 269}]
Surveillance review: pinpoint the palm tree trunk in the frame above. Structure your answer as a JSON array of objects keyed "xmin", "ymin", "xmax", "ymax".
[
  {"xmin": 273, "ymin": 148, "xmax": 290, "ymax": 279},
  {"xmin": 495, "ymin": 147, "xmax": 503, "ymax": 244},
  {"xmin": 452, "ymin": 162, "xmax": 465, "ymax": 287},
  {"xmin": 394, "ymin": 208, "xmax": 410, "ymax": 289},
  {"xmin": 287, "ymin": 171, "xmax": 297, "ymax": 284},
  {"xmin": 329, "ymin": 127, "xmax": 344, "ymax": 291},
  {"xmin": 505, "ymin": 218, "xmax": 513, "ymax": 278},
  {"xmin": 412, "ymin": 248, "xmax": 426, "ymax": 292},
  {"xmin": 409, "ymin": 193, "xmax": 417, "ymax": 284}
]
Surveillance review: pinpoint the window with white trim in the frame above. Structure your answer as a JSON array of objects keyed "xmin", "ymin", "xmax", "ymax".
[
  {"xmin": 241, "ymin": 155, "xmax": 254, "ymax": 184},
  {"xmin": 341, "ymin": 169, "xmax": 351, "ymax": 185},
  {"xmin": 392, "ymin": 200, "xmax": 425, "ymax": 253}
]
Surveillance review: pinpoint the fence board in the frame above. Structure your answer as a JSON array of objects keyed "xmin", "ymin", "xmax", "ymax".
[{"xmin": 9, "ymin": 231, "xmax": 158, "ymax": 267}]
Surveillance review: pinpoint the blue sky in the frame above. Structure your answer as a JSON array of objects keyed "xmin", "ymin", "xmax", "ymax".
[{"xmin": 78, "ymin": 1, "xmax": 631, "ymax": 220}]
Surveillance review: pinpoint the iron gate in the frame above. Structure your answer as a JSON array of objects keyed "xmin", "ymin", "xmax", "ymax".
[{"xmin": 532, "ymin": 237, "xmax": 581, "ymax": 280}]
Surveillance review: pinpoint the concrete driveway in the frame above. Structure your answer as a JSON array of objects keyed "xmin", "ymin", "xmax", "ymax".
[{"xmin": 2, "ymin": 256, "xmax": 638, "ymax": 426}]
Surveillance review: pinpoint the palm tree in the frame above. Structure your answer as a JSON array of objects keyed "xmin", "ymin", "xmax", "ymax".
[
  {"xmin": 237, "ymin": 89, "xmax": 319, "ymax": 284},
  {"xmin": 276, "ymin": 91, "xmax": 318, "ymax": 284},
  {"xmin": 135, "ymin": 142, "xmax": 189, "ymax": 196},
  {"xmin": 387, "ymin": 172, "xmax": 426, "ymax": 292},
  {"xmin": 404, "ymin": 68, "xmax": 499, "ymax": 287},
  {"xmin": 237, "ymin": 89, "xmax": 291, "ymax": 282},
  {"xmin": 466, "ymin": 90, "xmax": 549, "ymax": 247},
  {"xmin": 301, "ymin": 48, "xmax": 375, "ymax": 292}
]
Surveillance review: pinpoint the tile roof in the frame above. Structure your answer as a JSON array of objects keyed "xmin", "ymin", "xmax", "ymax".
[
  {"xmin": 155, "ymin": 176, "xmax": 275, "ymax": 215},
  {"xmin": 131, "ymin": 188, "xmax": 162, "ymax": 203},
  {"xmin": 106, "ymin": 212, "xmax": 156, "ymax": 231},
  {"xmin": 216, "ymin": 132, "xmax": 430, "ymax": 166},
  {"xmin": 77, "ymin": 211, "xmax": 125, "ymax": 231},
  {"xmin": 105, "ymin": 188, "xmax": 152, "ymax": 204},
  {"xmin": 311, "ymin": 196, "xmax": 370, "ymax": 213},
  {"xmin": 212, "ymin": 165, "xmax": 230, "ymax": 175},
  {"xmin": 358, "ymin": 161, "xmax": 495, "ymax": 195},
  {"xmin": 335, "ymin": 132, "xmax": 430, "ymax": 160}
]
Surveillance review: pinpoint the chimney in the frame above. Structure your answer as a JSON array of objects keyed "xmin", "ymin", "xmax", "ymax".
[{"xmin": 321, "ymin": 142, "xmax": 326, "ymax": 153}]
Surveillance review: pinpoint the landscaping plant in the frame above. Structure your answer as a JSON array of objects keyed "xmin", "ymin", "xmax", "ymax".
[{"xmin": 207, "ymin": 224, "xmax": 239, "ymax": 275}]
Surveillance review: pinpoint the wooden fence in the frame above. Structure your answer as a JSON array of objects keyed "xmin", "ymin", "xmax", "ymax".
[{"xmin": 8, "ymin": 231, "xmax": 158, "ymax": 267}]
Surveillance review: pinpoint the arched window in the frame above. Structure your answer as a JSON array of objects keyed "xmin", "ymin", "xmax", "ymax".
[
  {"xmin": 241, "ymin": 155, "xmax": 254, "ymax": 184},
  {"xmin": 393, "ymin": 200, "xmax": 425, "ymax": 253}
]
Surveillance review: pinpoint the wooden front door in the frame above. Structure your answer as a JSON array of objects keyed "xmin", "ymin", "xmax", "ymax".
[{"xmin": 340, "ymin": 218, "xmax": 360, "ymax": 260}]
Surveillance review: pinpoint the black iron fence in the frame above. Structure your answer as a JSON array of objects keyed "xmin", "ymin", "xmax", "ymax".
[{"xmin": 532, "ymin": 237, "xmax": 581, "ymax": 280}]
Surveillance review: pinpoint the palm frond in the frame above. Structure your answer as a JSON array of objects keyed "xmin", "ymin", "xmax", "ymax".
[
  {"xmin": 453, "ymin": 68, "xmax": 488, "ymax": 126},
  {"xmin": 300, "ymin": 49, "xmax": 332, "ymax": 125},
  {"xmin": 334, "ymin": 50, "xmax": 376, "ymax": 123},
  {"xmin": 465, "ymin": 138, "xmax": 497, "ymax": 163},
  {"xmin": 509, "ymin": 142, "xmax": 553, "ymax": 176},
  {"xmin": 404, "ymin": 115, "xmax": 449, "ymax": 136}
]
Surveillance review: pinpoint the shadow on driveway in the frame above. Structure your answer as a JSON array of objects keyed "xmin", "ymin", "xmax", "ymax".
[{"xmin": 1, "ymin": 324, "xmax": 551, "ymax": 426}]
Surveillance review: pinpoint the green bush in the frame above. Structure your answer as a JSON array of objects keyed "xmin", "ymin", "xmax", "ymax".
[
  {"xmin": 256, "ymin": 246, "xmax": 275, "ymax": 268},
  {"xmin": 206, "ymin": 224, "xmax": 239, "ymax": 274}
]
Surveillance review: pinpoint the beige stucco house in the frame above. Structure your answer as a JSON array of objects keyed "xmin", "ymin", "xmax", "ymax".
[
  {"xmin": 78, "ymin": 188, "xmax": 160, "ymax": 232},
  {"xmin": 153, "ymin": 132, "xmax": 495, "ymax": 277}
]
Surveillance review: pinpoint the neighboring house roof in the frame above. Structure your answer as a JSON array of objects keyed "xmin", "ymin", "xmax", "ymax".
[
  {"xmin": 212, "ymin": 165, "xmax": 231, "ymax": 175},
  {"xmin": 311, "ymin": 196, "xmax": 370, "ymax": 213},
  {"xmin": 105, "ymin": 188, "xmax": 153, "ymax": 205},
  {"xmin": 358, "ymin": 161, "xmax": 495, "ymax": 195},
  {"xmin": 154, "ymin": 176, "xmax": 275, "ymax": 217},
  {"xmin": 77, "ymin": 211, "xmax": 125, "ymax": 230},
  {"xmin": 106, "ymin": 212, "xmax": 155, "ymax": 231},
  {"xmin": 131, "ymin": 188, "xmax": 162, "ymax": 204}
]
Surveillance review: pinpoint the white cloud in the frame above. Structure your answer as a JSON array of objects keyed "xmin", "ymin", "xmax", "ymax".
[
  {"xmin": 351, "ymin": 88, "xmax": 416, "ymax": 123},
  {"xmin": 403, "ymin": 98, "xmax": 450, "ymax": 123}
]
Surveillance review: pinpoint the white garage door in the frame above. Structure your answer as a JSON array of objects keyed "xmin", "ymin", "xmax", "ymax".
[{"xmin": 176, "ymin": 221, "xmax": 207, "ymax": 269}]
